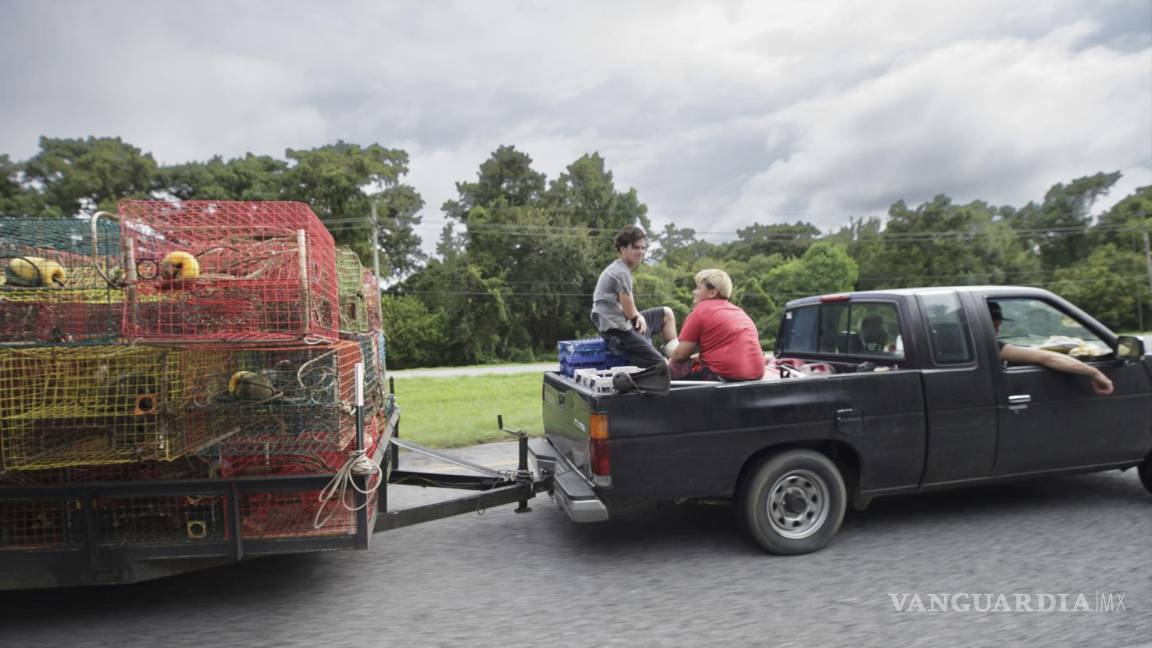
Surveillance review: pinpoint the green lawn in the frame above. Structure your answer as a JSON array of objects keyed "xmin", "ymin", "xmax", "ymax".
[{"xmin": 391, "ymin": 373, "xmax": 543, "ymax": 447}]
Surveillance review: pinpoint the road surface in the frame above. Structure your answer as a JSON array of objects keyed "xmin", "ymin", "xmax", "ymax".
[{"xmin": 1, "ymin": 442, "xmax": 1149, "ymax": 648}]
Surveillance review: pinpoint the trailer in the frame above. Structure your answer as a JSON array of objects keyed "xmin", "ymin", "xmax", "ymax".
[
  {"xmin": 0, "ymin": 200, "xmax": 551, "ymax": 589},
  {"xmin": 0, "ymin": 393, "xmax": 551, "ymax": 589}
]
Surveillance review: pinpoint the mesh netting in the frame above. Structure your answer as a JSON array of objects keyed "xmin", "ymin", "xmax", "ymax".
[
  {"xmin": 0, "ymin": 457, "xmax": 211, "ymax": 485},
  {"xmin": 119, "ymin": 201, "xmax": 338, "ymax": 342},
  {"xmin": 0, "ymin": 498, "xmax": 81, "ymax": 549},
  {"xmin": 0, "ymin": 346, "xmax": 232, "ymax": 471},
  {"xmin": 336, "ymin": 247, "xmax": 369, "ymax": 332},
  {"xmin": 1, "ymin": 201, "xmax": 390, "ymax": 542},
  {"xmin": 94, "ymin": 494, "xmax": 228, "ymax": 545},
  {"xmin": 0, "ymin": 340, "xmax": 374, "ymax": 472},
  {"xmin": 0, "ymin": 217, "xmax": 124, "ymax": 344},
  {"xmin": 224, "ymin": 410, "xmax": 382, "ymax": 538},
  {"xmin": 193, "ymin": 340, "xmax": 363, "ymax": 466},
  {"xmin": 363, "ymin": 268, "xmax": 381, "ymax": 331}
]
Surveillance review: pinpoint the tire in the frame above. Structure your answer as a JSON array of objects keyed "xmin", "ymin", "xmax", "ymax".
[
  {"xmin": 1139, "ymin": 454, "xmax": 1152, "ymax": 495},
  {"xmin": 741, "ymin": 449, "xmax": 847, "ymax": 555}
]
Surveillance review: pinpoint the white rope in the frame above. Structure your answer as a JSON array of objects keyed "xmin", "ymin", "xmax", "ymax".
[{"xmin": 313, "ymin": 449, "xmax": 382, "ymax": 529}]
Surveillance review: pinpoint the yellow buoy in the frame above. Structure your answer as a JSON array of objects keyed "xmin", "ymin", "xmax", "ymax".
[
  {"xmin": 5, "ymin": 257, "xmax": 66, "ymax": 287},
  {"xmin": 160, "ymin": 251, "xmax": 200, "ymax": 280},
  {"xmin": 227, "ymin": 371, "xmax": 277, "ymax": 401}
]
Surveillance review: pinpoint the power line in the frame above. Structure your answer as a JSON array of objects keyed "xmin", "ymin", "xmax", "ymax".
[
  {"xmin": 386, "ymin": 274, "xmax": 1151, "ymax": 300},
  {"xmin": 321, "ymin": 215, "xmax": 1137, "ymax": 241}
]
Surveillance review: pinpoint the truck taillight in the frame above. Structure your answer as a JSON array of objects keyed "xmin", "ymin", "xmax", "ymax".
[{"xmin": 590, "ymin": 413, "xmax": 610, "ymax": 476}]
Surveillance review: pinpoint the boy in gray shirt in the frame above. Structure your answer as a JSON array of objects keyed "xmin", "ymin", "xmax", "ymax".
[{"xmin": 591, "ymin": 225, "xmax": 678, "ymax": 367}]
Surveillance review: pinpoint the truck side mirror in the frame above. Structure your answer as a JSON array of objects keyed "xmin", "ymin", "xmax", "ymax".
[{"xmin": 1115, "ymin": 335, "xmax": 1145, "ymax": 362}]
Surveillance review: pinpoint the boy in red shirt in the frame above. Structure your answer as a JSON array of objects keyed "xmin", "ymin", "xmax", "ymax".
[{"xmin": 668, "ymin": 269, "xmax": 765, "ymax": 381}]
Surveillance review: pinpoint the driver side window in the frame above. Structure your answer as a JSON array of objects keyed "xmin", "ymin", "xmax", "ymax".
[{"xmin": 991, "ymin": 298, "xmax": 1109, "ymax": 357}]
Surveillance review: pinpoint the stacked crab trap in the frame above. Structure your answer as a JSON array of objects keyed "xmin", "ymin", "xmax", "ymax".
[{"xmin": 0, "ymin": 201, "xmax": 391, "ymax": 552}]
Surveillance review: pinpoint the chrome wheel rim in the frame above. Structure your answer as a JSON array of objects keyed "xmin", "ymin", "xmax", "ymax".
[{"xmin": 767, "ymin": 469, "xmax": 829, "ymax": 540}]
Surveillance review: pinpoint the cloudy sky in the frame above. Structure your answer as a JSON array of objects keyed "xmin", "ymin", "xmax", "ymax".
[{"xmin": 2, "ymin": 0, "xmax": 1150, "ymax": 250}]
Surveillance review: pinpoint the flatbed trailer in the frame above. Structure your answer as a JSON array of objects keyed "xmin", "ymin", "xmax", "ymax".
[{"xmin": 0, "ymin": 410, "xmax": 551, "ymax": 590}]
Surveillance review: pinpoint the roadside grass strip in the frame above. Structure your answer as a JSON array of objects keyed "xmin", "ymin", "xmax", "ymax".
[{"xmin": 393, "ymin": 373, "xmax": 543, "ymax": 448}]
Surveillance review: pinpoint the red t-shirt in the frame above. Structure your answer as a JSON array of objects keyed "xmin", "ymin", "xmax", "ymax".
[{"xmin": 679, "ymin": 299, "xmax": 765, "ymax": 380}]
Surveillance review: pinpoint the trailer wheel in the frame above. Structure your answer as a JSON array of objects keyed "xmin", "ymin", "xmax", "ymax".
[
  {"xmin": 1139, "ymin": 453, "xmax": 1152, "ymax": 495},
  {"xmin": 741, "ymin": 449, "xmax": 847, "ymax": 555}
]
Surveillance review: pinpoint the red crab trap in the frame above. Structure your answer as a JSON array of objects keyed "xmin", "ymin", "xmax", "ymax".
[
  {"xmin": 0, "ymin": 215, "xmax": 124, "ymax": 345},
  {"xmin": 118, "ymin": 200, "xmax": 339, "ymax": 343},
  {"xmin": 228, "ymin": 418, "xmax": 385, "ymax": 540}
]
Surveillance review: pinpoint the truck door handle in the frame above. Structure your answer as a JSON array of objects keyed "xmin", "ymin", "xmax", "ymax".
[
  {"xmin": 1008, "ymin": 394, "xmax": 1031, "ymax": 410},
  {"xmin": 835, "ymin": 408, "xmax": 861, "ymax": 435}
]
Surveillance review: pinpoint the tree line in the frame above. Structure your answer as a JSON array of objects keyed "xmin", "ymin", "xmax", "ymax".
[{"xmin": 2, "ymin": 137, "xmax": 1150, "ymax": 367}]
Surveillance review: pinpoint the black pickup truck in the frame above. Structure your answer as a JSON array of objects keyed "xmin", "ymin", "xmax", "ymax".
[{"xmin": 532, "ymin": 286, "xmax": 1152, "ymax": 554}]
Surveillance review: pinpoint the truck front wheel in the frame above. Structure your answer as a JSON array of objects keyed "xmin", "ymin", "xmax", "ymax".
[
  {"xmin": 741, "ymin": 450, "xmax": 847, "ymax": 555},
  {"xmin": 1139, "ymin": 453, "xmax": 1152, "ymax": 495}
]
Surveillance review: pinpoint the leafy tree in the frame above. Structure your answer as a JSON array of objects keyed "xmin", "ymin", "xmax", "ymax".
[
  {"xmin": 0, "ymin": 154, "xmax": 44, "ymax": 217},
  {"xmin": 725, "ymin": 221, "xmax": 821, "ymax": 261},
  {"xmin": 1009, "ymin": 172, "xmax": 1121, "ymax": 269},
  {"xmin": 762, "ymin": 243, "xmax": 859, "ymax": 335},
  {"xmin": 860, "ymin": 196, "xmax": 1038, "ymax": 289},
  {"xmin": 765, "ymin": 242, "xmax": 858, "ymax": 301},
  {"xmin": 279, "ymin": 142, "xmax": 423, "ymax": 278},
  {"xmin": 401, "ymin": 257, "xmax": 512, "ymax": 363},
  {"xmin": 1093, "ymin": 185, "xmax": 1152, "ymax": 247},
  {"xmin": 1050, "ymin": 244, "xmax": 1148, "ymax": 331},
  {"xmin": 443, "ymin": 145, "xmax": 546, "ymax": 220},
  {"xmin": 160, "ymin": 154, "xmax": 287, "ymax": 201},
  {"xmin": 649, "ymin": 223, "xmax": 721, "ymax": 268},
  {"xmin": 22, "ymin": 136, "xmax": 158, "ymax": 215},
  {"xmin": 826, "ymin": 216, "xmax": 883, "ymax": 289},
  {"xmin": 370, "ymin": 184, "xmax": 427, "ymax": 277},
  {"xmin": 378, "ymin": 295, "xmax": 450, "ymax": 369}
]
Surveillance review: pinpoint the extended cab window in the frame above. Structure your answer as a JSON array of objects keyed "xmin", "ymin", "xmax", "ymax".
[
  {"xmin": 991, "ymin": 298, "xmax": 1109, "ymax": 357},
  {"xmin": 780, "ymin": 302, "xmax": 904, "ymax": 359},
  {"xmin": 918, "ymin": 292, "xmax": 973, "ymax": 364}
]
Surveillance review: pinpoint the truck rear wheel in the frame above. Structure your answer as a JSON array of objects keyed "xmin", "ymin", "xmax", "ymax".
[{"xmin": 741, "ymin": 449, "xmax": 847, "ymax": 555}]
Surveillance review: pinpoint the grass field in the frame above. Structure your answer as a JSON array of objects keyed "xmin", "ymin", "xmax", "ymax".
[{"xmin": 392, "ymin": 372, "xmax": 543, "ymax": 447}]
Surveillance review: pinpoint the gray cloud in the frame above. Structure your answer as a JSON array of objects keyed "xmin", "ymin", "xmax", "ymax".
[{"xmin": 1, "ymin": 0, "xmax": 1149, "ymax": 249}]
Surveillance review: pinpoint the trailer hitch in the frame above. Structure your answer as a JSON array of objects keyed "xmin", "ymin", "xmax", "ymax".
[{"xmin": 374, "ymin": 416, "xmax": 550, "ymax": 532}]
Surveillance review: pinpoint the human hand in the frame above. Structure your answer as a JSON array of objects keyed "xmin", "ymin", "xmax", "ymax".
[
  {"xmin": 634, "ymin": 315, "xmax": 648, "ymax": 335},
  {"xmin": 1091, "ymin": 371, "xmax": 1114, "ymax": 396}
]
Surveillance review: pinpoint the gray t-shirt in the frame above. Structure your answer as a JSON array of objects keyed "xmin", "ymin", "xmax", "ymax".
[{"xmin": 591, "ymin": 258, "xmax": 633, "ymax": 332}]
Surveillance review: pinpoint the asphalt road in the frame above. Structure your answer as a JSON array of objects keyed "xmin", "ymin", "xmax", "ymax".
[{"xmin": 1, "ymin": 442, "xmax": 1150, "ymax": 648}]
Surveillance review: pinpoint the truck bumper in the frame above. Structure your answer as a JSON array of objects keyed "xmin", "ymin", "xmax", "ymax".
[{"xmin": 530, "ymin": 437, "xmax": 609, "ymax": 523}]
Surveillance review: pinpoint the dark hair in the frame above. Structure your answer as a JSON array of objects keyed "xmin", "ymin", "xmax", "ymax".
[
  {"xmin": 614, "ymin": 225, "xmax": 647, "ymax": 252},
  {"xmin": 988, "ymin": 302, "xmax": 1006, "ymax": 323}
]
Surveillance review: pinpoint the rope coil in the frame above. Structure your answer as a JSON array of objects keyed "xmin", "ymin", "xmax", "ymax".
[{"xmin": 313, "ymin": 449, "xmax": 382, "ymax": 529}]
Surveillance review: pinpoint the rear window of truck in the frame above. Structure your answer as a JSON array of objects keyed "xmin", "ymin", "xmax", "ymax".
[
  {"xmin": 917, "ymin": 291, "xmax": 974, "ymax": 364},
  {"xmin": 780, "ymin": 302, "xmax": 905, "ymax": 359}
]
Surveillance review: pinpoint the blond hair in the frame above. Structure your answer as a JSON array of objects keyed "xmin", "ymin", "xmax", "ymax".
[{"xmin": 694, "ymin": 268, "xmax": 733, "ymax": 299}]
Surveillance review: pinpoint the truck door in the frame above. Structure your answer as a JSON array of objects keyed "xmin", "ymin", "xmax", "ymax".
[
  {"xmin": 917, "ymin": 291, "xmax": 999, "ymax": 486},
  {"xmin": 988, "ymin": 297, "xmax": 1152, "ymax": 474}
]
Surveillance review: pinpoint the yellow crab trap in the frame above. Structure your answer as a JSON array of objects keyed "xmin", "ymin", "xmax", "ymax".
[
  {"xmin": 336, "ymin": 247, "xmax": 371, "ymax": 333},
  {"xmin": 0, "ymin": 345, "xmax": 230, "ymax": 472},
  {"xmin": 0, "ymin": 216, "xmax": 124, "ymax": 345}
]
